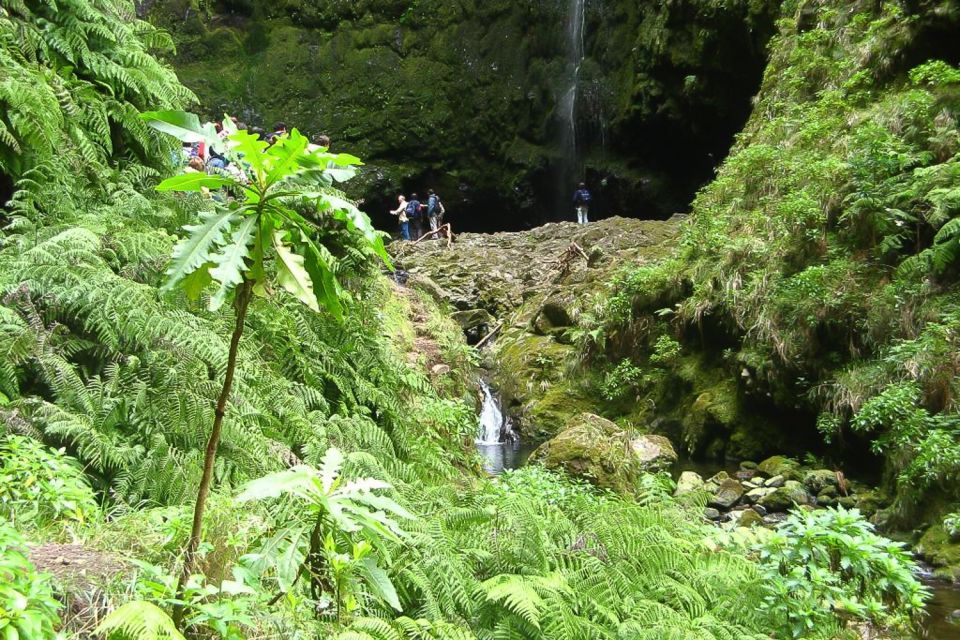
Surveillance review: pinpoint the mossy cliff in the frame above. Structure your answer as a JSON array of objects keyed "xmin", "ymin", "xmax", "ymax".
[
  {"xmin": 577, "ymin": 0, "xmax": 960, "ymax": 557},
  {"xmin": 146, "ymin": 0, "xmax": 777, "ymax": 230}
]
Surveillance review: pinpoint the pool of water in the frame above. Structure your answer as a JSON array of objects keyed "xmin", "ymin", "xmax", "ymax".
[
  {"xmin": 477, "ymin": 441, "xmax": 537, "ymax": 475},
  {"xmin": 918, "ymin": 580, "xmax": 960, "ymax": 638}
]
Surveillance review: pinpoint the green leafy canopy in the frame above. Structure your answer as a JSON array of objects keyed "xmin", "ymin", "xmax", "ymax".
[{"xmin": 142, "ymin": 111, "xmax": 391, "ymax": 315}]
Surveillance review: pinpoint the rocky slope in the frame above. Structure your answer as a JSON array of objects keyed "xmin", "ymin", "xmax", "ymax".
[{"xmin": 392, "ymin": 216, "xmax": 681, "ymax": 439}]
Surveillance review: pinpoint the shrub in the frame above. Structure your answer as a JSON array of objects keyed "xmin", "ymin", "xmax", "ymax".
[
  {"xmin": 0, "ymin": 435, "xmax": 98, "ymax": 531},
  {"xmin": 758, "ymin": 507, "xmax": 928, "ymax": 638},
  {"xmin": 0, "ymin": 522, "xmax": 61, "ymax": 640}
]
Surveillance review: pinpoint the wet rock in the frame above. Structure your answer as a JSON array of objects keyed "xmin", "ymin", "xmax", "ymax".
[
  {"xmin": 707, "ymin": 471, "xmax": 730, "ymax": 484},
  {"xmin": 764, "ymin": 475, "xmax": 785, "ymax": 488},
  {"xmin": 744, "ymin": 487, "xmax": 775, "ymax": 504},
  {"xmin": 762, "ymin": 513, "xmax": 789, "ymax": 527},
  {"xmin": 735, "ymin": 469, "xmax": 757, "ymax": 481},
  {"xmin": 839, "ymin": 496, "xmax": 857, "ymax": 509},
  {"xmin": 674, "ymin": 471, "xmax": 705, "ymax": 496},
  {"xmin": 630, "ymin": 434, "xmax": 678, "ymax": 473},
  {"xmin": 740, "ymin": 461, "xmax": 758, "ymax": 471},
  {"xmin": 737, "ymin": 509, "xmax": 764, "ymax": 528},
  {"xmin": 709, "ymin": 479, "xmax": 744, "ymax": 510},
  {"xmin": 758, "ymin": 481, "xmax": 810, "ymax": 512},
  {"xmin": 430, "ymin": 364, "xmax": 451, "ymax": 376},
  {"xmin": 704, "ymin": 508, "xmax": 721, "ymax": 521},
  {"xmin": 752, "ymin": 504, "xmax": 768, "ymax": 516},
  {"xmin": 450, "ymin": 308, "xmax": 495, "ymax": 332},
  {"xmin": 757, "ymin": 455, "xmax": 801, "ymax": 480},
  {"xmin": 803, "ymin": 469, "xmax": 839, "ymax": 494}
]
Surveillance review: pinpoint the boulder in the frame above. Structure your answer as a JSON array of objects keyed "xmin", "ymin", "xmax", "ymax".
[
  {"xmin": 757, "ymin": 455, "xmax": 801, "ymax": 480},
  {"xmin": 740, "ymin": 461, "xmax": 758, "ymax": 471},
  {"xmin": 630, "ymin": 434, "xmax": 678, "ymax": 473},
  {"xmin": 737, "ymin": 509, "xmax": 764, "ymax": 528},
  {"xmin": 735, "ymin": 469, "xmax": 757, "ymax": 481},
  {"xmin": 758, "ymin": 480, "xmax": 810, "ymax": 512},
  {"xmin": 450, "ymin": 308, "xmax": 495, "ymax": 332},
  {"xmin": 707, "ymin": 471, "xmax": 730, "ymax": 484},
  {"xmin": 674, "ymin": 471, "xmax": 705, "ymax": 496},
  {"xmin": 803, "ymin": 469, "xmax": 839, "ymax": 494},
  {"xmin": 762, "ymin": 513, "xmax": 789, "ymax": 527},
  {"xmin": 744, "ymin": 487, "xmax": 775, "ymax": 504},
  {"xmin": 704, "ymin": 507, "xmax": 721, "ymax": 521},
  {"xmin": 709, "ymin": 479, "xmax": 744, "ymax": 510},
  {"xmin": 531, "ymin": 413, "xmax": 636, "ymax": 492},
  {"xmin": 764, "ymin": 475, "xmax": 785, "ymax": 488}
]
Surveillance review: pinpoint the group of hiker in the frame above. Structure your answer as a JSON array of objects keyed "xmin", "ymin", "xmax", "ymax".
[
  {"xmin": 389, "ymin": 190, "xmax": 446, "ymax": 241},
  {"xmin": 180, "ymin": 120, "xmax": 333, "ymax": 180}
]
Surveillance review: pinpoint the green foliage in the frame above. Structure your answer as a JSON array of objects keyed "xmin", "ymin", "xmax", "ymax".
[
  {"xmin": 144, "ymin": 112, "xmax": 389, "ymax": 315},
  {"xmin": 0, "ymin": 0, "xmax": 190, "ymax": 179},
  {"xmin": 96, "ymin": 601, "xmax": 185, "ymax": 640},
  {"xmin": 0, "ymin": 435, "xmax": 98, "ymax": 531},
  {"xmin": 582, "ymin": 0, "xmax": 960, "ymax": 515},
  {"xmin": 758, "ymin": 507, "xmax": 927, "ymax": 638},
  {"xmin": 0, "ymin": 522, "xmax": 61, "ymax": 640},
  {"xmin": 238, "ymin": 448, "xmax": 410, "ymax": 621}
]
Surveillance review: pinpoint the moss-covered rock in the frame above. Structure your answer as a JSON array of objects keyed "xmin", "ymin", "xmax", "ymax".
[
  {"xmin": 530, "ymin": 413, "xmax": 642, "ymax": 493},
  {"xmin": 917, "ymin": 524, "xmax": 960, "ymax": 581},
  {"xmin": 757, "ymin": 456, "xmax": 802, "ymax": 481},
  {"xmin": 758, "ymin": 480, "xmax": 810, "ymax": 513}
]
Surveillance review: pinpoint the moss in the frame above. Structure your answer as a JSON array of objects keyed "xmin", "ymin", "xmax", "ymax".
[
  {"xmin": 530, "ymin": 413, "xmax": 642, "ymax": 493},
  {"xmin": 917, "ymin": 524, "xmax": 960, "ymax": 581}
]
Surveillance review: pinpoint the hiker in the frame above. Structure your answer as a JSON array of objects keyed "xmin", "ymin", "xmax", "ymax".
[
  {"xmin": 268, "ymin": 122, "xmax": 287, "ymax": 144},
  {"xmin": 426, "ymin": 189, "xmax": 443, "ymax": 237},
  {"xmin": 573, "ymin": 182, "xmax": 591, "ymax": 224},
  {"xmin": 390, "ymin": 195, "xmax": 411, "ymax": 240},
  {"xmin": 406, "ymin": 193, "xmax": 423, "ymax": 239}
]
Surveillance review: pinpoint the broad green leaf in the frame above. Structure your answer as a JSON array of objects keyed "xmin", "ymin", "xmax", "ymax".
[
  {"xmin": 361, "ymin": 558, "xmax": 402, "ymax": 612},
  {"xmin": 228, "ymin": 129, "xmax": 269, "ymax": 176},
  {"xmin": 141, "ymin": 110, "xmax": 214, "ymax": 145},
  {"xmin": 163, "ymin": 209, "xmax": 237, "ymax": 291},
  {"xmin": 209, "ymin": 216, "xmax": 257, "ymax": 311},
  {"xmin": 273, "ymin": 230, "xmax": 319, "ymax": 312},
  {"xmin": 181, "ymin": 263, "xmax": 213, "ymax": 301},
  {"xmin": 266, "ymin": 129, "xmax": 309, "ymax": 185},
  {"xmin": 319, "ymin": 447, "xmax": 344, "ymax": 493},
  {"xmin": 303, "ymin": 242, "xmax": 343, "ymax": 320},
  {"xmin": 237, "ymin": 467, "xmax": 320, "ymax": 502},
  {"xmin": 156, "ymin": 172, "xmax": 233, "ymax": 193}
]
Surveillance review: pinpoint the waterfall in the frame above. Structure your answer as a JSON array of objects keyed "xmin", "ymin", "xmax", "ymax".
[
  {"xmin": 477, "ymin": 380, "xmax": 510, "ymax": 445},
  {"xmin": 559, "ymin": 0, "xmax": 586, "ymax": 184}
]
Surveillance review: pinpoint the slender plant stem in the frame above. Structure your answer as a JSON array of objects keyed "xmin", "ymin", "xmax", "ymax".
[{"xmin": 173, "ymin": 278, "xmax": 254, "ymax": 628}]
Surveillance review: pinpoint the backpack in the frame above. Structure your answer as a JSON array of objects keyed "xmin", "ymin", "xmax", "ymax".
[
  {"xmin": 578, "ymin": 189, "xmax": 592, "ymax": 204},
  {"xmin": 405, "ymin": 201, "xmax": 419, "ymax": 216}
]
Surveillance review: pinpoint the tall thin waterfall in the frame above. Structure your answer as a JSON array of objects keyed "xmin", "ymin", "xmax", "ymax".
[
  {"xmin": 558, "ymin": 0, "xmax": 586, "ymax": 184},
  {"xmin": 477, "ymin": 380, "xmax": 509, "ymax": 444}
]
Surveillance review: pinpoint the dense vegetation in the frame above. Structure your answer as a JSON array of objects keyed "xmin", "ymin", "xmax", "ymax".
[
  {"xmin": 582, "ymin": 0, "xmax": 960, "ymax": 539},
  {"xmin": 0, "ymin": 0, "xmax": 943, "ymax": 639}
]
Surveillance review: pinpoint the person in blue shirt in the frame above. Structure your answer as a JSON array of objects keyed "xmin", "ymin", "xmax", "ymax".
[
  {"xmin": 573, "ymin": 183, "xmax": 592, "ymax": 224},
  {"xmin": 426, "ymin": 189, "xmax": 443, "ymax": 237}
]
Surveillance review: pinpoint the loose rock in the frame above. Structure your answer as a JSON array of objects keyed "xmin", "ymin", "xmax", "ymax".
[
  {"xmin": 674, "ymin": 471, "xmax": 705, "ymax": 496},
  {"xmin": 709, "ymin": 479, "xmax": 744, "ymax": 510}
]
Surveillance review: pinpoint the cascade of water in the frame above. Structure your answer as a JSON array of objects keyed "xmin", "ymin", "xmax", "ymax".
[
  {"xmin": 559, "ymin": 0, "xmax": 586, "ymax": 183},
  {"xmin": 477, "ymin": 380, "xmax": 510, "ymax": 445}
]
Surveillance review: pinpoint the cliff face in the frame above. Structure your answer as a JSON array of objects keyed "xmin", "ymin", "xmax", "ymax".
[{"xmin": 146, "ymin": 0, "xmax": 777, "ymax": 232}]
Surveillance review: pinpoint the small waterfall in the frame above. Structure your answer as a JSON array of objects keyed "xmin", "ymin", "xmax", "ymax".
[
  {"xmin": 477, "ymin": 379, "xmax": 510, "ymax": 444},
  {"xmin": 559, "ymin": 0, "xmax": 586, "ymax": 183}
]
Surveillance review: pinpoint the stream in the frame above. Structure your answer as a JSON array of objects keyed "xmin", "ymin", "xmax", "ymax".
[{"xmin": 474, "ymin": 383, "xmax": 960, "ymax": 637}]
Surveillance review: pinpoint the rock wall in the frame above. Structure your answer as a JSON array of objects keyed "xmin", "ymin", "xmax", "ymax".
[{"xmin": 146, "ymin": 0, "xmax": 778, "ymax": 231}]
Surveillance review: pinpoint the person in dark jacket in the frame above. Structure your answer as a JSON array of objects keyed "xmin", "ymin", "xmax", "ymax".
[
  {"xmin": 573, "ymin": 182, "xmax": 591, "ymax": 224},
  {"xmin": 426, "ymin": 189, "xmax": 443, "ymax": 237},
  {"xmin": 406, "ymin": 193, "xmax": 423, "ymax": 239}
]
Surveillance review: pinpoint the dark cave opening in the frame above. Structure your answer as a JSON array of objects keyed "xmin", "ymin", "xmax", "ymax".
[{"xmin": 364, "ymin": 8, "xmax": 775, "ymax": 237}]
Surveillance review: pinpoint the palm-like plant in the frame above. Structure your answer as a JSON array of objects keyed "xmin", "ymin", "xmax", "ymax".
[
  {"xmin": 142, "ymin": 111, "xmax": 390, "ymax": 623},
  {"xmin": 238, "ymin": 448, "xmax": 411, "ymax": 622}
]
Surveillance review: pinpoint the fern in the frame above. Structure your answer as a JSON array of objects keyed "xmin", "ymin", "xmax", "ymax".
[{"xmin": 95, "ymin": 601, "xmax": 185, "ymax": 640}]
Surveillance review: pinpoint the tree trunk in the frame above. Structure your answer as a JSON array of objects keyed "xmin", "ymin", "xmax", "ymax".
[{"xmin": 173, "ymin": 279, "xmax": 254, "ymax": 628}]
